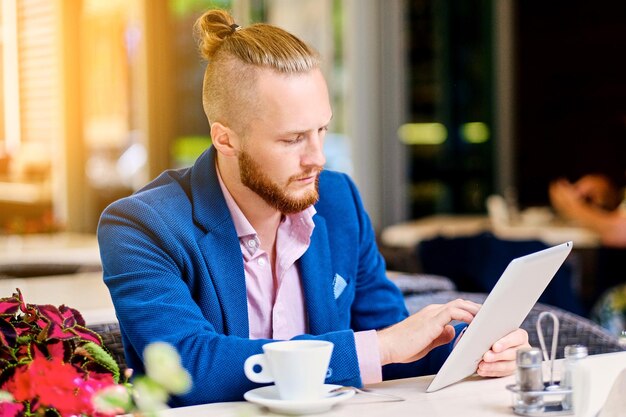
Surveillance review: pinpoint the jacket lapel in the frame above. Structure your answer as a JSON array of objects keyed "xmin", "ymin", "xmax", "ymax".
[
  {"xmin": 189, "ymin": 147, "xmax": 340, "ymax": 338},
  {"xmin": 299, "ymin": 215, "xmax": 338, "ymax": 335},
  {"xmin": 191, "ymin": 148, "xmax": 249, "ymax": 338}
]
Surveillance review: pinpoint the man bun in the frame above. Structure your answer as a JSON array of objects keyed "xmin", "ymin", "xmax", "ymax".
[{"xmin": 193, "ymin": 9, "xmax": 237, "ymax": 61}]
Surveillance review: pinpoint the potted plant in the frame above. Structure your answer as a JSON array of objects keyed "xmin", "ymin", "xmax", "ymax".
[{"xmin": 0, "ymin": 290, "xmax": 191, "ymax": 417}]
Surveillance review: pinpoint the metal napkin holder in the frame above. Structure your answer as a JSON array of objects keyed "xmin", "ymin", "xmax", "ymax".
[{"xmin": 506, "ymin": 312, "xmax": 576, "ymax": 416}]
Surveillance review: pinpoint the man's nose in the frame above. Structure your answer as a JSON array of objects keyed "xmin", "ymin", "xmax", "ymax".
[{"xmin": 303, "ymin": 134, "xmax": 326, "ymax": 168}]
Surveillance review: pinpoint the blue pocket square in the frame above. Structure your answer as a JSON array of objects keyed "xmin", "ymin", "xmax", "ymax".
[{"xmin": 333, "ymin": 273, "xmax": 348, "ymax": 299}]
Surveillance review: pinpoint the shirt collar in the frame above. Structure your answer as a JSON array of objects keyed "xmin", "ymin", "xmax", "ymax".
[{"xmin": 215, "ymin": 162, "xmax": 317, "ymax": 242}]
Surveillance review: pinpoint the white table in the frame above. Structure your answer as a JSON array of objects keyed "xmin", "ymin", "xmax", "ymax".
[
  {"xmin": 0, "ymin": 232, "xmax": 114, "ymax": 324},
  {"xmin": 380, "ymin": 214, "xmax": 604, "ymax": 303},
  {"xmin": 381, "ymin": 215, "xmax": 601, "ymax": 250},
  {"xmin": 156, "ymin": 352, "xmax": 626, "ymax": 417},
  {"xmin": 159, "ymin": 373, "xmax": 518, "ymax": 417}
]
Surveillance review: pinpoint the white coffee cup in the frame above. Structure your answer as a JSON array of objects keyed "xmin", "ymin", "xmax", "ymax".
[{"xmin": 244, "ymin": 340, "xmax": 334, "ymax": 401}]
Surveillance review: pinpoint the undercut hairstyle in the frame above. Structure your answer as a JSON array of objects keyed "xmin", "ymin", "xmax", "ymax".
[{"xmin": 193, "ymin": 9, "xmax": 320, "ymax": 134}]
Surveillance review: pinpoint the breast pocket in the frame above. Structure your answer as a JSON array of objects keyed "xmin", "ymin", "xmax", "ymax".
[
  {"xmin": 333, "ymin": 273, "xmax": 355, "ymax": 323},
  {"xmin": 332, "ymin": 273, "xmax": 348, "ymax": 299}
]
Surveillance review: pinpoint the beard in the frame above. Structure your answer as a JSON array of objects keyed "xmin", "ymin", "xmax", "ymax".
[{"xmin": 238, "ymin": 150, "xmax": 321, "ymax": 214}]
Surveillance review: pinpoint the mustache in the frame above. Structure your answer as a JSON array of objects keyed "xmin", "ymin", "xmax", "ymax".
[{"xmin": 288, "ymin": 167, "xmax": 323, "ymax": 183}]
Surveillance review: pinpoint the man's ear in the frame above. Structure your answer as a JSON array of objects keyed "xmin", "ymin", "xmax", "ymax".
[{"xmin": 211, "ymin": 122, "xmax": 239, "ymax": 157}]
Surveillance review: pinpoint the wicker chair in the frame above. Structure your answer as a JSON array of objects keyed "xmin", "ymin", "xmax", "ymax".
[
  {"xmin": 88, "ymin": 322, "xmax": 127, "ymax": 372},
  {"xmin": 402, "ymin": 286, "xmax": 625, "ymax": 359}
]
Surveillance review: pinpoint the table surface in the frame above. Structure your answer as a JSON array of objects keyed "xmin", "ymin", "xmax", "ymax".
[
  {"xmin": 160, "ymin": 373, "xmax": 520, "ymax": 417},
  {"xmin": 0, "ymin": 233, "xmax": 114, "ymax": 324},
  {"xmin": 381, "ymin": 214, "xmax": 600, "ymax": 249},
  {"xmin": 0, "ymin": 232, "xmax": 101, "ymax": 267},
  {"xmin": 156, "ymin": 352, "xmax": 626, "ymax": 417}
]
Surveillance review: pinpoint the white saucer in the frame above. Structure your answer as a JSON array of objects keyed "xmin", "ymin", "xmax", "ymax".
[{"xmin": 243, "ymin": 384, "xmax": 355, "ymax": 415}]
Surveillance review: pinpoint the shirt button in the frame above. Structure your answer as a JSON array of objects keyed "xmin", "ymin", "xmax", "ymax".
[
  {"xmin": 247, "ymin": 239, "xmax": 257, "ymax": 248},
  {"xmin": 257, "ymin": 258, "xmax": 266, "ymax": 267}
]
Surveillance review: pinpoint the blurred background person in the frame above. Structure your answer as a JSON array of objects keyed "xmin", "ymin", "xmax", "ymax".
[
  {"xmin": 550, "ymin": 173, "xmax": 626, "ymax": 336},
  {"xmin": 550, "ymin": 173, "xmax": 626, "ymax": 247}
]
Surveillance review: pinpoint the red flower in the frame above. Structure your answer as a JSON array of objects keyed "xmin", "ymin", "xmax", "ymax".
[
  {"xmin": 3, "ymin": 365, "xmax": 33, "ymax": 403},
  {"xmin": 3, "ymin": 352, "xmax": 116, "ymax": 416}
]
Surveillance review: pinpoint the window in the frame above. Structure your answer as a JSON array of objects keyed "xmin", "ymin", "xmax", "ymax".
[
  {"xmin": 0, "ymin": 0, "xmax": 58, "ymax": 233},
  {"xmin": 1, "ymin": 0, "xmax": 58, "ymax": 156}
]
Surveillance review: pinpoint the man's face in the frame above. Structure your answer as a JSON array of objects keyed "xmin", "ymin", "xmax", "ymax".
[{"xmin": 236, "ymin": 68, "xmax": 332, "ymax": 214}]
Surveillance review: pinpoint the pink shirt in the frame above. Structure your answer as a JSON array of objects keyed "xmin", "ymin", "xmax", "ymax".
[{"xmin": 217, "ymin": 168, "xmax": 382, "ymax": 384}]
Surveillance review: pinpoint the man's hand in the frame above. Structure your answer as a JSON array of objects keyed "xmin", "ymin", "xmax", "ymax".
[
  {"xmin": 377, "ymin": 300, "xmax": 530, "ymax": 378},
  {"xmin": 376, "ymin": 299, "xmax": 481, "ymax": 365},
  {"xmin": 477, "ymin": 328, "xmax": 530, "ymax": 377},
  {"xmin": 571, "ymin": 174, "xmax": 620, "ymax": 210}
]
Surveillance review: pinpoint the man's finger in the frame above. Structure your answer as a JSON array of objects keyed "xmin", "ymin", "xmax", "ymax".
[
  {"xmin": 483, "ymin": 347, "xmax": 518, "ymax": 363},
  {"xmin": 491, "ymin": 329, "xmax": 529, "ymax": 353},
  {"xmin": 477, "ymin": 359, "xmax": 516, "ymax": 377}
]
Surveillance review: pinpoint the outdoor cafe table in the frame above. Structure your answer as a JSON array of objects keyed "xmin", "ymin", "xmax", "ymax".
[
  {"xmin": 154, "ymin": 352, "xmax": 626, "ymax": 417},
  {"xmin": 157, "ymin": 372, "xmax": 518, "ymax": 416}
]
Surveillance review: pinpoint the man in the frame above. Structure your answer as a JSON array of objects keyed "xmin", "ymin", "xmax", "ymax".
[{"xmin": 98, "ymin": 9, "xmax": 528, "ymax": 406}]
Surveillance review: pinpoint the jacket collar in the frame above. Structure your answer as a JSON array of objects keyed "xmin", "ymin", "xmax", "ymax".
[{"xmin": 190, "ymin": 147, "xmax": 232, "ymax": 234}]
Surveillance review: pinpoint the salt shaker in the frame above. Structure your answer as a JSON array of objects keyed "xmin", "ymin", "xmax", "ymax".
[
  {"xmin": 560, "ymin": 344, "xmax": 588, "ymax": 411},
  {"xmin": 514, "ymin": 347, "xmax": 545, "ymax": 414}
]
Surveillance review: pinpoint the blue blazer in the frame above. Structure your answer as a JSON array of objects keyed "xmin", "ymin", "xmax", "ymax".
[{"xmin": 98, "ymin": 147, "xmax": 460, "ymax": 406}]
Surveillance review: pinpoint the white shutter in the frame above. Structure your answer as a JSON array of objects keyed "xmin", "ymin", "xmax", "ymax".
[{"xmin": 16, "ymin": 0, "xmax": 58, "ymax": 148}]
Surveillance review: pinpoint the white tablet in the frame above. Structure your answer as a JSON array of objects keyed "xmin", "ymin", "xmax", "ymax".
[{"xmin": 426, "ymin": 241, "xmax": 573, "ymax": 392}]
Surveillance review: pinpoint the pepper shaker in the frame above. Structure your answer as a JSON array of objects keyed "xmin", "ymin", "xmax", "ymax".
[{"xmin": 514, "ymin": 347, "xmax": 545, "ymax": 414}]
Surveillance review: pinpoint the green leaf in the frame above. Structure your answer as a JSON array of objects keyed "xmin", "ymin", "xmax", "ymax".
[{"xmin": 76, "ymin": 341, "xmax": 120, "ymax": 383}]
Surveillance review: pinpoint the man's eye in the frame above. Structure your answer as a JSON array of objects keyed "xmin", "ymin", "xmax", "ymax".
[{"xmin": 284, "ymin": 136, "xmax": 304, "ymax": 144}]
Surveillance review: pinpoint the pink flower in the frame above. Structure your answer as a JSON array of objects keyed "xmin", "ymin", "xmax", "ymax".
[{"xmin": 0, "ymin": 402, "xmax": 24, "ymax": 417}]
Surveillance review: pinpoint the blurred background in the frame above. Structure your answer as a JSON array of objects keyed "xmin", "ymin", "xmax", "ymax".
[
  {"xmin": 2, "ymin": 0, "xmax": 626, "ymax": 337},
  {"xmin": 1, "ymin": 0, "xmax": 625, "ymax": 234}
]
